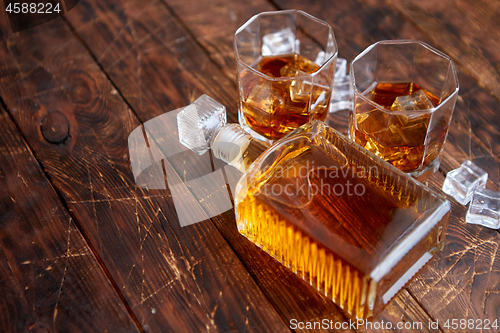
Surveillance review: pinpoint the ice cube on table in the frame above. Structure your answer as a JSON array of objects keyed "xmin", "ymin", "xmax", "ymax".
[
  {"xmin": 262, "ymin": 27, "xmax": 296, "ymax": 56},
  {"xmin": 391, "ymin": 89, "xmax": 435, "ymax": 111},
  {"xmin": 177, "ymin": 94, "xmax": 226, "ymax": 155},
  {"xmin": 466, "ymin": 188, "xmax": 500, "ymax": 229},
  {"xmin": 442, "ymin": 160, "xmax": 488, "ymax": 205},
  {"xmin": 334, "ymin": 58, "xmax": 347, "ymax": 81}
]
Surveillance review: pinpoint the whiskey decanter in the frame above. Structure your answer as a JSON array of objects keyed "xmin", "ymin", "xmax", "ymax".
[{"xmin": 178, "ymin": 95, "xmax": 450, "ymax": 319}]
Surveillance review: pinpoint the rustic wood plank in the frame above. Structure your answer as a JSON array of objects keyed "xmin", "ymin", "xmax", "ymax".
[
  {"xmin": 415, "ymin": 171, "xmax": 500, "ymax": 333},
  {"xmin": 0, "ymin": 16, "xmax": 289, "ymax": 332},
  {"xmin": 162, "ymin": 0, "xmax": 274, "ymax": 80},
  {"xmin": 65, "ymin": 0, "xmax": 239, "ymax": 124},
  {"xmin": 384, "ymin": 0, "xmax": 500, "ymax": 103},
  {"xmin": 0, "ymin": 1, "xmax": 12, "ymax": 41},
  {"xmin": 0, "ymin": 106, "xmax": 139, "ymax": 332}
]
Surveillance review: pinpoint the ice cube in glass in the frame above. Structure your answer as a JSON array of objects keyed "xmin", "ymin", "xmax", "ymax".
[
  {"xmin": 391, "ymin": 90, "xmax": 435, "ymax": 111},
  {"xmin": 262, "ymin": 27, "xmax": 296, "ymax": 56}
]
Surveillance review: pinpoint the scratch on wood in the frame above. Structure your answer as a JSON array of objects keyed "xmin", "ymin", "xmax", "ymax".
[
  {"xmin": 483, "ymin": 240, "xmax": 499, "ymax": 313},
  {"xmin": 85, "ymin": 164, "xmax": 99, "ymax": 233},
  {"xmin": 17, "ymin": 172, "xmax": 28, "ymax": 187},
  {"xmin": 96, "ymin": 1, "xmax": 157, "ymax": 63},
  {"xmin": 53, "ymin": 217, "xmax": 72, "ymax": 327},
  {"xmin": 68, "ymin": 194, "xmax": 168, "ymax": 204},
  {"xmin": 105, "ymin": 20, "xmax": 175, "ymax": 70}
]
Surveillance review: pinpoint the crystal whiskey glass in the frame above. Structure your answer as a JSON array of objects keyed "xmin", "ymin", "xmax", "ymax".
[
  {"xmin": 350, "ymin": 40, "xmax": 459, "ymax": 181},
  {"xmin": 234, "ymin": 10, "xmax": 338, "ymax": 142}
]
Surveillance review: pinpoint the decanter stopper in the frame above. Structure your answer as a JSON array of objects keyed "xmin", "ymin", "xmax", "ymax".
[{"xmin": 177, "ymin": 94, "xmax": 227, "ymax": 155}]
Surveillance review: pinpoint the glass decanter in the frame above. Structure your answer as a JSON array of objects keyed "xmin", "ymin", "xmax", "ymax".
[{"xmin": 178, "ymin": 95, "xmax": 450, "ymax": 319}]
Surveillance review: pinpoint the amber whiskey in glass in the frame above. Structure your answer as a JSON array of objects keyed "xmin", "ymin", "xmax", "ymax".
[
  {"xmin": 239, "ymin": 54, "xmax": 331, "ymax": 141},
  {"xmin": 352, "ymin": 82, "xmax": 448, "ymax": 172},
  {"xmin": 234, "ymin": 10, "xmax": 337, "ymax": 142},
  {"xmin": 349, "ymin": 40, "xmax": 459, "ymax": 181}
]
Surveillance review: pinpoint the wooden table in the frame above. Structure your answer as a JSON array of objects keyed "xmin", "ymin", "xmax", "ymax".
[{"xmin": 1, "ymin": 0, "xmax": 499, "ymax": 332}]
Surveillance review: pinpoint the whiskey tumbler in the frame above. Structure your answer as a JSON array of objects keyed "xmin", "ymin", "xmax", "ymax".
[
  {"xmin": 349, "ymin": 40, "xmax": 459, "ymax": 181},
  {"xmin": 234, "ymin": 10, "xmax": 338, "ymax": 142}
]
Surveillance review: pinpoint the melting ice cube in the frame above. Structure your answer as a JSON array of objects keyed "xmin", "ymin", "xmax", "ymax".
[
  {"xmin": 466, "ymin": 188, "xmax": 500, "ymax": 229},
  {"xmin": 177, "ymin": 94, "xmax": 226, "ymax": 155},
  {"xmin": 262, "ymin": 28, "xmax": 297, "ymax": 56},
  {"xmin": 391, "ymin": 90, "xmax": 435, "ymax": 111},
  {"xmin": 334, "ymin": 58, "xmax": 347, "ymax": 81},
  {"xmin": 442, "ymin": 160, "xmax": 488, "ymax": 205},
  {"xmin": 290, "ymin": 76, "xmax": 313, "ymax": 103},
  {"xmin": 246, "ymin": 82, "xmax": 284, "ymax": 113}
]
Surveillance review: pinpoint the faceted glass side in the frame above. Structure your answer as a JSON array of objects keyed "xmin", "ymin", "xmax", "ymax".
[
  {"xmin": 235, "ymin": 120, "xmax": 450, "ymax": 319},
  {"xmin": 330, "ymin": 58, "xmax": 352, "ymax": 112},
  {"xmin": 234, "ymin": 10, "xmax": 338, "ymax": 142}
]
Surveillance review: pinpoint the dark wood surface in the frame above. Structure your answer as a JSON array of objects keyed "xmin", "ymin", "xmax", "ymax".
[{"xmin": 0, "ymin": 0, "xmax": 498, "ymax": 332}]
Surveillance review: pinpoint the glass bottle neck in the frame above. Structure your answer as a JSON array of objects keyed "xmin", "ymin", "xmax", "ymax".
[{"xmin": 210, "ymin": 124, "xmax": 269, "ymax": 173}]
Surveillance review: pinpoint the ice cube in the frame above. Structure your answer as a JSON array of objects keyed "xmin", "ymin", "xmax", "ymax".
[
  {"xmin": 246, "ymin": 82, "xmax": 284, "ymax": 113},
  {"xmin": 279, "ymin": 63, "xmax": 305, "ymax": 78},
  {"xmin": 334, "ymin": 58, "xmax": 347, "ymax": 81},
  {"xmin": 177, "ymin": 94, "xmax": 226, "ymax": 155},
  {"xmin": 330, "ymin": 74, "xmax": 352, "ymax": 112},
  {"xmin": 329, "ymin": 58, "xmax": 352, "ymax": 112},
  {"xmin": 314, "ymin": 51, "xmax": 326, "ymax": 66},
  {"xmin": 466, "ymin": 188, "xmax": 500, "ymax": 229},
  {"xmin": 442, "ymin": 160, "xmax": 488, "ymax": 205},
  {"xmin": 290, "ymin": 75, "xmax": 313, "ymax": 103},
  {"xmin": 391, "ymin": 90, "xmax": 435, "ymax": 111},
  {"xmin": 262, "ymin": 28, "xmax": 297, "ymax": 56}
]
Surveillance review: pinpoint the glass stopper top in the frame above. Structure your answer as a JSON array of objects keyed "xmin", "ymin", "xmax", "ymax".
[{"xmin": 177, "ymin": 94, "xmax": 227, "ymax": 155}]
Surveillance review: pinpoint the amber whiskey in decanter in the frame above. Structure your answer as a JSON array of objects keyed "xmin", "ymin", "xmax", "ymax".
[{"xmin": 178, "ymin": 95, "xmax": 450, "ymax": 319}]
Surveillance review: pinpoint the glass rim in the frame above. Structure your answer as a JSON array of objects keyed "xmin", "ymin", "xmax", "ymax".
[
  {"xmin": 233, "ymin": 9, "xmax": 338, "ymax": 82},
  {"xmin": 350, "ymin": 39, "xmax": 459, "ymax": 114}
]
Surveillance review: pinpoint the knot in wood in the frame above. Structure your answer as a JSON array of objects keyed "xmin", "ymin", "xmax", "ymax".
[{"xmin": 40, "ymin": 111, "xmax": 70, "ymax": 144}]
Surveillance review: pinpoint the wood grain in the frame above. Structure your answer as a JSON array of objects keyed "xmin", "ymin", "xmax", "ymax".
[
  {"xmin": 0, "ymin": 106, "xmax": 139, "ymax": 332},
  {"xmin": 384, "ymin": 0, "xmax": 500, "ymax": 102},
  {"xmin": 0, "ymin": 16, "xmax": 289, "ymax": 332},
  {"xmin": 163, "ymin": 0, "xmax": 275, "ymax": 80}
]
